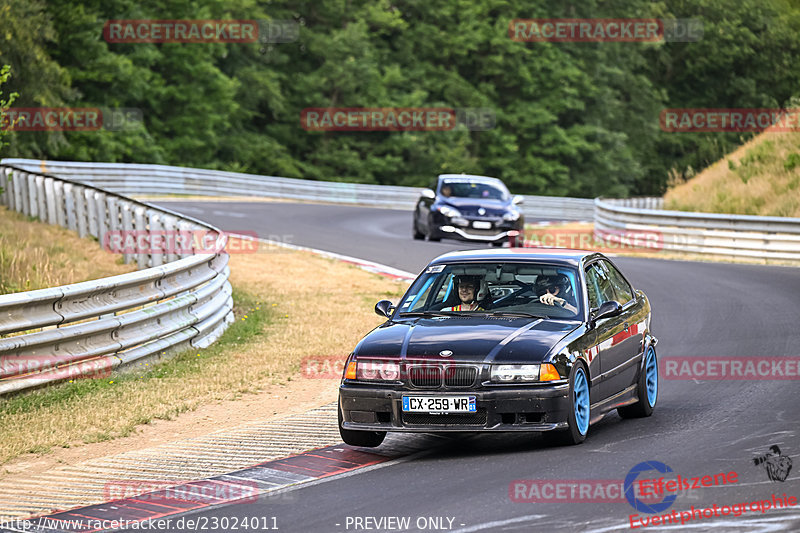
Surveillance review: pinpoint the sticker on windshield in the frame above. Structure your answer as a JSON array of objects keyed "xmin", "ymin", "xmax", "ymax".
[{"xmin": 426, "ymin": 265, "xmax": 445, "ymax": 273}]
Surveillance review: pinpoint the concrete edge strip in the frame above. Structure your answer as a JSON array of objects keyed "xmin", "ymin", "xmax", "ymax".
[{"xmin": 8, "ymin": 444, "xmax": 400, "ymax": 533}]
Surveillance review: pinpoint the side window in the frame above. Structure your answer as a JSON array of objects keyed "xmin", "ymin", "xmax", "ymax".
[
  {"xmin": 433, "ymin": 274, "xmax": 454, "ymax": 305},
  {"xmin": 585, "ymin": 266, "xmax": 601, "ymax": 309},
  {"xmin": 405, "ymin": 276, "xmax": 438, "ymax": 311},
  {"xmin": 601, "ymin": 260, "xmax": 634, "ymax": 305},
  {"xmin": 585, "ymin": 263, "xmax": 616, "ymax": 308}
]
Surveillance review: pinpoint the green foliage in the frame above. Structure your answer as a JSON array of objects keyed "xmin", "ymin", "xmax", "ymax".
[
  {"xmin": 784, "ymin": 153, "xmax": 800, "ymax": 171},
  {"xmin": 0, "ymin": 0, "xmax": 798, "ymax": 197},
  {"xmin": 0, "ymin": 64, "xmax": 19, "ymax": 154}
]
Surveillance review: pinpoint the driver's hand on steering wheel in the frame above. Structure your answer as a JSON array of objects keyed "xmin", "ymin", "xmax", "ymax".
[{"xmin": 539, "ymin": 293, "xmax": 565, "ymax": 307}]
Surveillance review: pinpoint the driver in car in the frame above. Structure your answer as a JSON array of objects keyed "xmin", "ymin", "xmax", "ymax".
[
  {"xmin": 443, "ymin": 275, "xmax": 485, "ymax": 311},
  {"xmin": 536, "ymin": 274, "xmax": 578, "ymax": 314}
]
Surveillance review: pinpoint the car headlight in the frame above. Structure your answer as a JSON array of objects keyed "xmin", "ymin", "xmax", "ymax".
[
  {"xmin": 350, "ymin": 359, "xmax": 400, "ymax": 381},
  {"xmin": 503, "ymin": 210, "xmax": 520, "ymax": 221},
  {"xmin": 438, "ymin": 205, "xmax": 462, "ymax": 218},
  {"xmin": 491, "ymin": 364, "xmax": 540, "ymax": 382},
  {"xmin": 490, "ymin": 363, "xmax": 561, "ymax": 382}
]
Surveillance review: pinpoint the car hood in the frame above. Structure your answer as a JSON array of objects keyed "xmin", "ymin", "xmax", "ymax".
[{"xmin": 353, "ymin": 317, "xmax": 578, "ymax": 363}]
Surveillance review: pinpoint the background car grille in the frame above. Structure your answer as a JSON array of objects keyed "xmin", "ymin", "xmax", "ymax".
[
  {"xmin": 407, "ymin": 364, "xmax": 478, "ymax": 388},
  {"xmin": 403, "ymin": 410, "xmax": 488, "ymax": 426}
]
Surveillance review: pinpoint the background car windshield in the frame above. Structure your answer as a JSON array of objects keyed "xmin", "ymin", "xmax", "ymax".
[
  {"xmin": 441, "ymin": 181, "xmax": 507, "ymax": 200},
  {"xmin": 397, "ymin": 262, "xmax": 582, "ymax": 319}
]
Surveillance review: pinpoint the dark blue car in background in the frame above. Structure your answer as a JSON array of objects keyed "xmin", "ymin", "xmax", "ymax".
[{"xmin": 413, "ymin": 174, "xmax": 525, "ymax": 245}]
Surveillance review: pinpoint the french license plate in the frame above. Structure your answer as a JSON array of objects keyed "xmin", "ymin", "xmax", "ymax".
[
  {"xmin": 402, "ymin": 396, "xmax": 476, "ymax": 413},
  {"xmin": 473, "ymin": 221, "xmax": 492, "ymax": 229}
]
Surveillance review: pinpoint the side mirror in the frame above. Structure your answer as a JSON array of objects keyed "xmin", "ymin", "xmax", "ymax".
[
  {"xmin": 374, "ymin": 299, "xmax": 395, "ymax": 318},
  {"xmin": 421, "ymin": 188, "xmax": 436, "ymax": 200},
  {"xmin": 589, "ymin": 300, "xmax": 622, "ymax": 327},
  {"xmin": 512, "ymin": 195, "xmax": 524, "ymax": 205}
]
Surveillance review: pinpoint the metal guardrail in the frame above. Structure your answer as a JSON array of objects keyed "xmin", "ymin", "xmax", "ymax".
[
  {"xmin": 0, "ymin": 164, "xmax": 234, "ymax": 395},
  {"xmin": 595, "ymin": 198, "xmax": 800, "ymax": 260},
  {"xmin": 1, "ymin": 159, "xmax": 596, "ymax": 221}
]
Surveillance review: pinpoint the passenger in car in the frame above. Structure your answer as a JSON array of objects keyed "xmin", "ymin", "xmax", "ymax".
[{"xmin": 442, "ymin": 275, "xmax": 486, "ymax": 311}]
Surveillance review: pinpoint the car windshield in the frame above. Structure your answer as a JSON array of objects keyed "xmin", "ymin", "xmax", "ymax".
[
  {"xmin": 439, "ymin": 181, "xmax": 507, "ymax": 200},
  {"xmin": 396, "ymin": 262, "xmax": 582, "ymax": 319}
]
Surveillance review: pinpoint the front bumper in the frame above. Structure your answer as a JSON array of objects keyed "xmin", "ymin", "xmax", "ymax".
[
  {"xmin": 431, "ymin": 213, "xmax": 523, "ymax": 243},
  {"xmin": 438, "ymin": 225, "xmax": 514, "ymax": 242},
  {"xmin": 339, "ymin": 383, "xmax": 570, "ymax": 432}
]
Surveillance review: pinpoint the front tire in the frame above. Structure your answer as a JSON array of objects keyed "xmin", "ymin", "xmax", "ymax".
[
  {"xmin": 426, "ymin": 215, "xmax": 442, "ymax": 242},
  {"xmin": 412, "ymin": 216, "xmax": 425, "ymax": 240},
  {"xmin": 545, "ymin": 363, "xmax": 590, "ymax": 446},
  {"xmin": 618, "ymin": 345, "xmax": 658, "ymax": 419},
  {"xmin": 338, "ymin": 401, "xmax": 386, "ymax": 447}
]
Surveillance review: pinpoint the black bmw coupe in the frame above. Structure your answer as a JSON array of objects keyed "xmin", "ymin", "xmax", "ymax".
[
  {"xmin": 412, "ymin": 174, "xmax": 525, "ymax": 245},
  {"xmin": 338, "ymin": 248, "xmax": 658, "ymax": 447}
]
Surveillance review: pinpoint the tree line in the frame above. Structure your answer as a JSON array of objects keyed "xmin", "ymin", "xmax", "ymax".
[{"xmin": 1, "ymin": 0, "xmax": 798, "ymax": 198}]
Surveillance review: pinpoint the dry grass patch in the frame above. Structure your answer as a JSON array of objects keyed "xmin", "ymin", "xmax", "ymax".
[
  {"xmin": 0, "ymin": 242, "xmax": 407, "ymax": 465},
  {"xmin": 664, "ymin": 131, "xmax": 800, "ymax": 217},
  {"xmin": 0, "ymin": 206, "xmax": 135, "ymax": 294}
]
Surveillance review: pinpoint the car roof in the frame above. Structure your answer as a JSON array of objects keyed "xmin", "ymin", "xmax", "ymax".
[
  {"xmin": 438, "ymin": 174, "xmax": 504, "ymax": 185},
  {"xmin": 427, "ymin": 248, "xmax": 602, "ymax": 267}
]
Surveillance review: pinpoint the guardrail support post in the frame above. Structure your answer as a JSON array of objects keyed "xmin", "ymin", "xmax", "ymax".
[
  {"xmin": 95, "ymin": 191, "xmax": 107, "ymax": 244},
  {"xmin": 44, "ymin": 177, "xmax": 57, "ymax": 224},
  {"xmin": 120, "ymin": 201, "xmax": 133, "ymax": 265},
  {"xmin": 26, "ymin": 172, "xmax": 38, "ymax": 219},
  {"xmin": 64, "ymin": 183, "xmax": 78, "ymax": 232},
  {"xmin": 7, "ymin": 169, "xmax": 17, "ymax": 211},
  {"xmin": 0, "ymin": 167, "xmax": 10, "ymax": 206},
  {"xmin": 148, "ymin": 209, "xmax": 164, "ymax": 267},
  {"xmin": 75, "ymin": 185, "xmax": 88, "ymax": 238},
  {"xmin": 134, "ymin": 205, "xmax": 148, "ymax": 269},
  {"xmin": 15, "ymin": 170, "xmax": 29, "ymax": 215},
  {"xmin": 53, "ymin": 180, "xmax": 66, "ymax": 227}
]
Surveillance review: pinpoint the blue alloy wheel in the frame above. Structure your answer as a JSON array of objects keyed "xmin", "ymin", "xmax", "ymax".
[
  {"xmin": 574, "ymin": 367, "xmax": 590, "ymax": 435},
  {"xmin": 617, "ymin": 345, "xmax": 658, "ymax": 419},
  {"xmin": 645, "ymin": 346, "xmax": 658, "ymax": 407}
]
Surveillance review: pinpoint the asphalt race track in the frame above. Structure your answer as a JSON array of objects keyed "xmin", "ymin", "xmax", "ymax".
[{"xmin": 138, "ymin": 201, "xmax": 800, "ymax": 532}]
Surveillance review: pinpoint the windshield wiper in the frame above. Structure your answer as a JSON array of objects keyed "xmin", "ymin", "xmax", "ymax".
[
  {"xmin": 397, "ymin": 311, "xmax": 452, "ymax": 318},
  {"xmin": 488, "ymin": 311, "xmax": 547, "ymax": 319},
  {"xmin": 398, "ymin": 311, "xmax": 480, "ymax": 318}
]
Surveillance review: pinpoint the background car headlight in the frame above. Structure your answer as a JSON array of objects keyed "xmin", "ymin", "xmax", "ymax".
[
  {"xmin": 503, "ymin": 210, "xmax": 520, "ymax": 221},
  {"xmin": 354, "ymin": 359, "xmax": 400, "ymax": 381},
  {"xmin": 438, "ymin": 205, "xmax": 462, "ymax": 218},
  {"xmin": 491, "ymin": 364, "xmax": 540, "ymax": 382}
]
